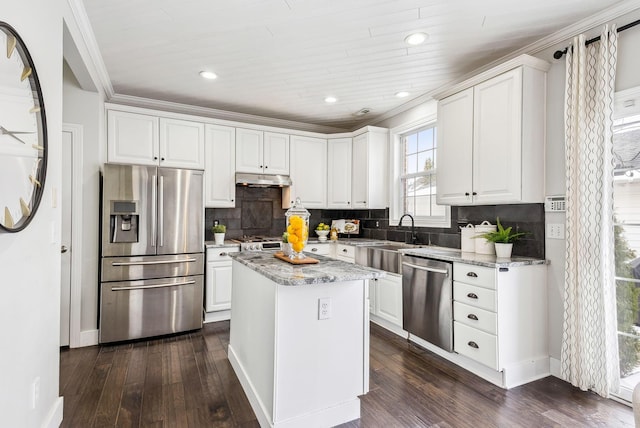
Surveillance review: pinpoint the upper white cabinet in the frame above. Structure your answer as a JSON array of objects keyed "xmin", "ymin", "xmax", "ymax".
[
  {"xmin": 327, "ymin": 138, "xmax": 352, "ymax": 208},
  {"xmin": 289, "ymin": 135, "xmax": 327, "ymax": 208},
  {"xmin": 205, "ymin": 124, "xmax": 236, "ymax": 208},
  {"xmin": 352, "ymin": 129, "xmax": 388, "ymax": 209},
  {"xmin": 236, "ymin": 128, "xmax": 289, "ymax": 175},
  {"xmin": 107, "ymin": 110, "xmax": 205, "ymax": 169},
  {"xmin": 435, "ymin": 55, "xmax": 548, "ymax": 205}
]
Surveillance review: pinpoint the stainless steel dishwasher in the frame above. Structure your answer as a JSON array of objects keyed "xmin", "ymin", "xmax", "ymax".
[{"xmin": 401, "ymin": 255, "xmax": 453, "ymax": 352}]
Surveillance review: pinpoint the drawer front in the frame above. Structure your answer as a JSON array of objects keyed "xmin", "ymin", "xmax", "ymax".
[
  {"xmin": 206, "ymin": 247, "xmax": 239, "ymax": 262},
  {"xmin": 453, "ymin": 281, "xmax": 496, "ymax": 312},
  {"xmin": 336, "ymin": 244, "xmax": 355, "ymax": 260},
  {"xmin": 453, "ymin": 263, "xmax": 496, "ymax": 290},
  {"xmin": 454, "ymin": 321, "xmax": 498, "ymax": 370},
  {"xmin": 453, "ymin": 301, "xmax": 497, "ymax": 335},
  {"xmin": 306, "ymin": 243, "xmax": 331, "ymax": 256}
]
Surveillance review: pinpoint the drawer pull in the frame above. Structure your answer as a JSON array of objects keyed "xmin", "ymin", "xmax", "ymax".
[
  {"xmin": 467, "ymin": 314, "xmax": 478, "ymax": 321},
  {"xmin": 467, "ymin": 272, "xmax": 478, "ymax": 278},
  {"xmin": 219, "ymin": 252, "xmax": 228, "ymax": 257},
  {"xmin": 343, "ymin": 248, "xmax": 348, "ymax": 253},
  {"xmin": 311, "ymin": 248, "xmax": 318, "ymax": 252},
  {"xmin": 467, "ymin": 293, "xmax": 478, "ymax": 299},
  {"xmin": 468, "ymin": 341, "xmax": 479, "ymax": 349}
]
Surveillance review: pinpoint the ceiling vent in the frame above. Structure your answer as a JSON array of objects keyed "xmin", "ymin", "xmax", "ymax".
[{"xmin": 354, "ymin": 108, "xmax": 371, "ymax": 116}]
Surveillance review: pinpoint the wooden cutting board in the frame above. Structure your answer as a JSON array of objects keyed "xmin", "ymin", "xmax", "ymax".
[{"xmin": 274, "ymin": 251, "xmax": 319, "ymax": 264}]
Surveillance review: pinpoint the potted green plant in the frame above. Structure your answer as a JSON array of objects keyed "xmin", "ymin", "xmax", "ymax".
[
  {"xmin": 281, "ymin": 232, "xmax": 292, "ymax": 256},
  {"xmin": 477, "ymin": 218, "xmax": 527, "ymax": 258},
  {"xmin": 212, "ymin": 224, "xmax": 226, "ymax": 245}
]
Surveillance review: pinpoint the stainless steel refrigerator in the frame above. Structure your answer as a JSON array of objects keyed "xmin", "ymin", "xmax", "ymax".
[{"xmin": 99, "ymin": 164, "xmax": 204, "ymax": 343}]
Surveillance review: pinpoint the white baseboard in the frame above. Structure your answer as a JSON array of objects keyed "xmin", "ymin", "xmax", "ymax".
[
  {"xmin": 550, "ymin": 357, "xmax": 563, "ymax": 379},
  {"xmin": 43, "ymin": 396, "xmax": 64, "ymax": 428},
  {"xmin": 204, "ymin": 310, "xmax": 231, "ymax": 323},
  {"xmin": 370, "ymin": 315, "xmax": 407, "ymax": 338},
  {"xmin": 77, "ymin": 329, "xmax": 99, "ymax": 347}
]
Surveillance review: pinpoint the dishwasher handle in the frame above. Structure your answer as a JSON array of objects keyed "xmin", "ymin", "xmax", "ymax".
[{"xmin": 402, "ymin": 261, "xmax": 449, "ymax": 276}]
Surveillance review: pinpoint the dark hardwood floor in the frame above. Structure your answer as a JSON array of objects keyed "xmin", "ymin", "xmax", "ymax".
[{"xmin": 60, "ymin": 322, "xmax": 633, "ymax": 427}]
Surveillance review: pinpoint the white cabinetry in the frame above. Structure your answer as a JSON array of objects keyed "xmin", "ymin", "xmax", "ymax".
[
  {"xmin": 205, "ymin": 125, "xmax": 236, "ymax": 207},
  {"xmin": 236, "ymin": 128, "xmax": 289, "ymax": 175},
  {"xmin": 436, "ymin": 55, "xmax": 548, "ymax": 205},
  {"xmin": 351, "ymin": 129, "xmax": 388, "ymax": 209},
  {"xmin": 327, "ymin": 138, "xmax": 352, "ymax": 208},
  {"xmin": 371, "ymin": 274, "xmax": 403, "ymax": 328},
  {"xmin": 107, "ymin": 110, "xmax": 205, "ymax": 169},
  {"xmin": 452, "ymin": 261, "xmax": 548, "ymax": 387},
  {"xmin": 205, "ymin": 246, "xmax": 240, "ymax": 323},
  {"xmin": 334, "ymin": 243, "xmax": 355, "ymax": 263},
  {"xmin": 305, "ymin": 242, "xmax": 331, "ymax": 256},
  {"xmin": 289, "ymin": 135, "xmax": 327, "ymax": 208}
]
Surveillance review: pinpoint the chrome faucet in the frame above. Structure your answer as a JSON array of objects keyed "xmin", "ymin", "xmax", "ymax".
[{"xmin": 398, "ymin": 213, "xmax": 417, "ymax": 245}]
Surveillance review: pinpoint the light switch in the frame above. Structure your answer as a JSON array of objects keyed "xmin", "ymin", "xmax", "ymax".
[{"xmin": 547, "ymin": 223, "xmax": 565, "ymax": 240}]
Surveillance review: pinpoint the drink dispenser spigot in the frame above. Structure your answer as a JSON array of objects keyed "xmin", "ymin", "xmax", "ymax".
[{"xmin": 110, "ymin": 200, "xmax": 139, "ymax": 243}]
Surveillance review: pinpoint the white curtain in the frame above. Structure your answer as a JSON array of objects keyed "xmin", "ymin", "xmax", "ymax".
[{"xmin": 561, "ymin": 25, "xmax": 619, "ymax": 397}]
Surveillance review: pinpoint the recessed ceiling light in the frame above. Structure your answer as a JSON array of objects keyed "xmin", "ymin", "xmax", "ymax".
[
  {"xmin": 324, "ymin": 96, "xmax": 338, "ymax": 103},
  {"xmin": 395, "ymin": 91, "xmax": 410, "ymax": 98},
  {"xmin": 405, "ymin": 32, "xmax": 428, "ymax": 45},
  {"xmin": 199, "ymin": 70, "xmax": 218, "ymax": 80}
]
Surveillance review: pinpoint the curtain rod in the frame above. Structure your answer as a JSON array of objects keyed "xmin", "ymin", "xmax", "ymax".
[{"xmin": 553, "ymin": 18, "xmax": 640, "ymax": 59}]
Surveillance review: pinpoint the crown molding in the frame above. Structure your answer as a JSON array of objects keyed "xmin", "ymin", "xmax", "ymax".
[
  {"xmin": 108, "ymin": 94, "xmax": 349, "ymax": 134},
  {"xmin": 66, "ymin": 0, "xmax": 114, "ymax": 97}
]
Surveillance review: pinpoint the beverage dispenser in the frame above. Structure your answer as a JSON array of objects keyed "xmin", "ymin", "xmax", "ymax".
[{"xmin": 109, "ymin": 200, "xmax": 139, "ymax": 243}]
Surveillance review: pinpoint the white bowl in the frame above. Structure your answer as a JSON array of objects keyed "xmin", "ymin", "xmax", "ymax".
[{"xmin": 315, "ymin": 229, "xmax": 329, "ymax": 241}]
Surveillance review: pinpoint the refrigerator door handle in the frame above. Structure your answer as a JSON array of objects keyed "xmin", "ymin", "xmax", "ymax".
[
  {"xmin": 159, "ymin": 175, "xmax": 164, "ymax": 247},
  {"xmin": 111, "ymin": 279, "xmax": 196, "ymax": 291},
  {"xmin": 151, "ymin": 174, "xmax": 157, "ymax": 247},
  {"xmin": 111, "ymin": 258, "xmax": 198, "ymax": 267}
]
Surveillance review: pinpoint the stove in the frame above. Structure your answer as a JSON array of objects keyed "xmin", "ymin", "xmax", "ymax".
[{"xmin": 232, "ymin": 236, "xmax": 282, "ymax": 252}]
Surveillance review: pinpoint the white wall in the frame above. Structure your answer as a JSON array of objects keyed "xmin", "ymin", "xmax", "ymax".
[
  {"xmin": 0, "ymin": 1, "xmax": 64, "ymax": 427},
  {"xmin": 62, "ymin": 61, "xmax": 103, "ymax": 338}
]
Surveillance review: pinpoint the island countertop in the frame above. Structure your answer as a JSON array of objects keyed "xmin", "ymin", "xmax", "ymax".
[{"xmin": 230, "ymin": 250, "xmax": 385, "ymax": 286}]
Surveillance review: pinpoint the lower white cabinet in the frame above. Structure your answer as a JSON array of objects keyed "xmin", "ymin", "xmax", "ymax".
[
  {"xmin": 451, "ymin": 261, "xmax": 548, "ymax": 387},
  {"xmin": 334, "ymin": 243, "xmax": 355, "ymax": 263},
  {"xmin": 205, "ymin": 246, "xmax": 239, "ymax": 322},
  {"xmin": 371, "ymin": 274, "xmax": 403, "ymax": 327},
  {"xmin": 305, "ymin": 242, "xmax": 331, "ymax": 256}
]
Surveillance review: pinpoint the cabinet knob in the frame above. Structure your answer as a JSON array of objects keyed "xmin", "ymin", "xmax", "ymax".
[
  {"xmin": 467, "ymin": 293, "xmax": 478, "ymax": 299},
  {"xmin": 472, "ymin": 192, "xmax": 477, "ymax": 196},
  {"xmin": 260, "ymin": 165, "xmax": 263, "ymax": 168},
  {"xmin": 161, "ymin": 157, "xmax": 165, "ymax": 161},
  {"xmin": 264, "ymin": 165, "xmax": 268, "ymax": 169},
  {"xmin": 466, "ymin": 272, "xmax": 478, "ymax": 278},
  {"xmin": 467, "ymin": 314, "xmax": 478, "ymax": 321},
  {"xmin": 347, "ymin": 201, "xmax": 350, "ymax": 204},
  {"xmin": 467, "ymin": 341, "xmax": 479, "ymax": 349},
  {"xmin": 154, "ymin": 156, "xmax": 158, "ymax": 160},
  {"xmin": 231, "ymin": 199, "xmax": 234, "ymax": 202},
  {"xmin": 342, "ymin": 248, "xmax": 348, "ymax": 253}
]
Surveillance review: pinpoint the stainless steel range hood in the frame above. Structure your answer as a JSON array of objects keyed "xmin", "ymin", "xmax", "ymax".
[{"xmin": 236, "ymin": 172, "xmax": 292, "ymax": 187}]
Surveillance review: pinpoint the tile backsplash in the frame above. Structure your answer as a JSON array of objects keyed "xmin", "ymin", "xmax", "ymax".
[{"xmin": 205, "ymin": 187, "xmax": 545, "ymax": 259}]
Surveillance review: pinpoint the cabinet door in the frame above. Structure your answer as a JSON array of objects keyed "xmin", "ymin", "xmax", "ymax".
[
  {"xmin": 205, "ymin": 125, "xmax": 236, "ymax": 207},
  {"xmin": 289, "ymin": 135, "xmax": 327, "ymax": 208},
  {"xmin": 436, "ymin": 88, "xmax": 474, "ymax": 205},
  {"xmin": 473, "ymin": 68, "xmax": 522, "ymax": 204},
  {"xmin": 375, "ymin": 275, "xmax": 403, "ymax": 326},
  {"xmin": 159, "ymin": 118, "xmax": 205, "ymax": 169},
  {"xmin": 205, "ymin": 262, "xmax": 233, "ymax": 312},
  {"xmin": 236, "ymin": 128, "xmax": 264, "ymax": 173},
  {"xmin": 351, "ymin": 134, "xmax": 368, "ymax": 208},
  {"xmin": 264, "ymin": 132, "xmax": 290, "ymax": 175},
  {"xmin": 327, "ymin": 138, "xmax": 352, "ymax": 208},
  {"xmin": 107, "ymin": 110, "xmax": 159, "ymax": 166}
]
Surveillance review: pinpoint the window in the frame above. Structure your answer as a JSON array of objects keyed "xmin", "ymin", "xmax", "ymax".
[
  {"xmin": 390, "ymin": 117, "xmax": 450, "ymax": 227},
  {"xmin": 613, "ymin": 112, "xmax": 640, "ymax": 401}
]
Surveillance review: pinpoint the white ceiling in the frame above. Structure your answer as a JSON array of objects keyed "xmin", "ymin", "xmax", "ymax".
[{"xmin": 82, "ymin": 0, "xmax": 626, "ymax": 131}]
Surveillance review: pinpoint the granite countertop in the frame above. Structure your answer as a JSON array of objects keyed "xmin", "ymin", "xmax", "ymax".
[
  {"xmin": 230, "ymin": 250, "xmax": 385, "ymax": 286},
  {"xmin": 400, "ymin": 246, "xmax": 547, "ymax": 268},
  {"xmin": 205, "ymin": 241, "xmax": 241, "ymax": 249}
]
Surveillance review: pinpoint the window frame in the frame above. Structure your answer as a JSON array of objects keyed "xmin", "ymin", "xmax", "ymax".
[{"xmin": 389, "ymin": 114, "xmax": 450, "ymax": 228}]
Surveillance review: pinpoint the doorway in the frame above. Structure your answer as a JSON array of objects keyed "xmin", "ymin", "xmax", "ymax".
[{"xmin": 61, "ymin": 124, "xmax": 83, "ymax": 347}]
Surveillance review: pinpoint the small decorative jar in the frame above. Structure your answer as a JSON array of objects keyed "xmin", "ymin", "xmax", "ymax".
[{"xmin": 285, "ymin": 197, "xmax": 310, "ymax": 259}]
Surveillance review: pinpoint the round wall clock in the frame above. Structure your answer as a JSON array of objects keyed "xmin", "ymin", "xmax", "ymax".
[{"xmin": 0, "ymin": 22, "xmax": 47, "ymax": 233}]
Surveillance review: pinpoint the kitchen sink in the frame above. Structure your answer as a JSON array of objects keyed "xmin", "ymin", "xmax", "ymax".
[{"xmin": 355, "ymin": 242, "xmax": 424, "ymax": 274}]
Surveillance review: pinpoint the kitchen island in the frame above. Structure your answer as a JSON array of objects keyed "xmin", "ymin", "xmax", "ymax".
[{"xmin": 228, "ymin": 251, "xmax": 384, "ymax": 428}]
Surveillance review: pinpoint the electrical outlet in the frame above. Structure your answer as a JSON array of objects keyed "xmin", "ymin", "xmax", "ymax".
[
  {"xmin": 32, "ymin": 377, "xmax": 40, "ymax": 409},
  {"xmin": 547, "ymin": 223, "xmax": 565, "ymax": 240},
  {"xmin": 318, "ymin": 297, "xmax": 331, "ymax": 320}
]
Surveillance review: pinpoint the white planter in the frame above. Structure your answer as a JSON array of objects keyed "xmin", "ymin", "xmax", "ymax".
[
  {"xmin": 495, "ymin": 243, "xmax": 513, "ymax": 258},
  {"xmin": 214, "ymin": 233, "xmax": 225, "ymax": 245}
]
